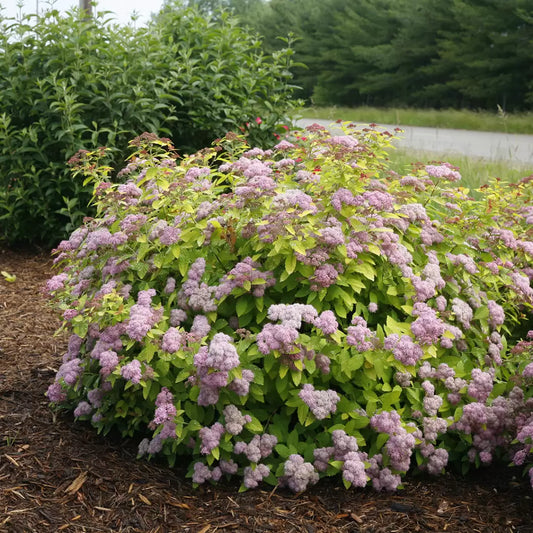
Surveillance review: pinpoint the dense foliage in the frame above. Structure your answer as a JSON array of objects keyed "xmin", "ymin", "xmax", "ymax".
[
  {"xmin": 46, "ymin": 125, "xmax": 533, "ymax": 492},
  {"xmin": 198, "ymin": 0, "xmax": 533, "ymax": 110},
  {"xmin": 0, "ymin": 2, "xmax": 299, "ymax": 246}
]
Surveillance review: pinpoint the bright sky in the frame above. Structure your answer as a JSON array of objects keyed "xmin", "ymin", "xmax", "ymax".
[{"xmin": 0, "ymin": 0, "xmax": 165, "ymax": 25}]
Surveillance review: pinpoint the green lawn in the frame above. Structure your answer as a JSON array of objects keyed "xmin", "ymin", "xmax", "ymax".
[{"xmin": 300, "ymin": 106, "xmax": 533, "ymax": 135}]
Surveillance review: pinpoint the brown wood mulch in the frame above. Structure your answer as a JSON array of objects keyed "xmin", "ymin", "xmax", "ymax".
[{"xmin": 0, "ymin": 247, "xmax": 532, "ymax": 533}]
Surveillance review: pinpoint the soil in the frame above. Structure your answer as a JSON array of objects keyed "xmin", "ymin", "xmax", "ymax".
[{"xmin": 0, "ymin": 247, "xmax": 532, "ymax": 533}]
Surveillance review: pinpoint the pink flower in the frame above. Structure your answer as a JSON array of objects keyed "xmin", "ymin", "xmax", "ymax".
[
  {"xmin": 384, "ymin": 334, "xmax": 423, "ymax": 366},
  {"xmin": 282, "ymin": 454, "xmax": 319, "ymax": 492},
  {"xmin": 121, "ymin": 359, "xmax": 142, "ymax": 384},
  {"xmin": 299, "ymin": 384, "xmax": 340, "ymax": 420},
  {"xmin": 347, "ymin": 317, "xmax": 376, "ymax": 352}
]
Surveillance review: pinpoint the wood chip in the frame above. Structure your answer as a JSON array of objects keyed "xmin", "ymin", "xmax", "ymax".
[
  {"xmin": 9, "ymin": 489, "xmax": 25, "ymax": 500},
  {"xmin": 64, "ymin": 471, "xmax": 88, "ymax": 495},
  {"xmin": 437, "ymin": 500, "xmax": 450, "ymax": 515},
  {"xmin": 167, "ymin": 501, "xmax": 191, "ymax": 509},
  {"xmin": 138, "ymin": 493, "xmax": 151, "ymax": 505},
  {"xmin": 4, "ymin": 454, "xmax": 21, "ymax": 467},
  {"xmin": 7, "ymin": 508, "xmax": 35, "ymax": 514}
]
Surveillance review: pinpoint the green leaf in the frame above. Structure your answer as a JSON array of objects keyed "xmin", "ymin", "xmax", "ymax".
[
  {"xmin": 142, "ymin": 381, "xmax": 152, "ymax": 400},
  {"xmin": 375, "ymin": 432, "xmax": 389, "ymax": 452},
  {"xmin": 350, "ymin": 415, "xmax": 370, "ymax": 429},
  {"xmin": 287, "ymin": 429, "xmax": 299, "ymax": 449},
  {"xmin": 155, "ymin": 359, "xmax": 170, "ymax": 377},
  {"xmin": 353, "ymin": 262, "xmax": 375, "ymax": 281},
  {"xmin": 236, "ymin": 297, "xmax": 250, "ymax": 317},
  {"xmin": 291, "ymin": 240, "xmax": 307, "ymax": 255},
  {"xmin": 345, "ymin": 352, "xmax": 364, "ymax": 376},
  {"xmin": 474, "ymin": 305, "xmax": 489, "ymax": 320},
  {"xmin": 297, "ymin": 403, "xmax": 309, "ymax": 425},
  {"xmin": 276, "ymin": 375, "xmax": 290, "ymax": 398},
  {"xmin": 285, "ymin": 254, "xmax": 296, "ymax": 275},
  {"xmin": 381, "ymin": 390, "xmax": 402, "ymax": 409},
  {"xmin": 178, "ymin": 258, "xmax": 189, "ymax": 277},
  {"xmin": 171, "ymin": 244, "xmax": 180, "ymax": 259},
  {"xmin": 275, "ymin": 444, "xmax": 291, "ymax": 458},
  {"xmin": 1, "ymin": 271, "xmax": 16, "ymax": 282},
  {"xmin": 334, "ymin": 299, "xmax": 347, "ymax": 318},
  {"xmin": 245, "ymin": 415, "xmax": 264, "ymax": 433}
]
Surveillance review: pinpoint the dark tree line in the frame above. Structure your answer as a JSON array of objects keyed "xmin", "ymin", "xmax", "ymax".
[{"xmin": 174, "ymin": 0, "xmax": 533, "ymax": 110}]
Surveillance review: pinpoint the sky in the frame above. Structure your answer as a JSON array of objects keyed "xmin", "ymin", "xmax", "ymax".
[{"xmin": 0, "ymin": 0, "xmax": 166, "ymax": 25}]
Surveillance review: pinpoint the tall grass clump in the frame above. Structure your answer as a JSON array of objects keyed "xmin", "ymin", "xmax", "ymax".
[
  {"xmin": 386, "ymin": 150, "xmax": 532, "ymax": 192},
  {"xmin": 0, "ymin": 3, "xmax": 300, "ymax": 247},
  {"xmin": 45, "ymin": 123, "xmax": 533, "ymax": 492}
]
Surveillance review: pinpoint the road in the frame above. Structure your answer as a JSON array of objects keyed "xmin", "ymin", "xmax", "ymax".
[{"xmin": 295, "ymin": 118, "xmax": 533, "ymax": 165}]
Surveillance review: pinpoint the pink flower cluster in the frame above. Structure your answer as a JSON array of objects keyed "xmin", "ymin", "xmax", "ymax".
[
  {"xmin": 257, "ymin": 323, "xmax": 299, "ymax": 355},
  {"xmin": 298, "ymin": 384, "xmax": 340, "ymax": 420},
  {"xmin": 233, "ymin": 433, "xmax": 277, "ymax": 463},
  {"xmin": 371, "ymin": 411, "xmax": 416, "ymax": 472},
  {"xmin": 281, "ymin": 454, "xmax": 319, "ymax": 492},
  {"xmin": 121, "ymin": 359, "xmax": 142, "ymax": 384},
  {"xmin": 410, "ymin": 302, "xmax": 445, "ymax": 345},
  {"xmin": 425, "ymin": 163, "xmax": 461, "ymax": 182},
  {"xmin": 384, "ymin": 334, "xmax": 423, "ymax": 366},
  {"xmin": 161, "ymin": 327, "xmax": 183, "ymax": 353},
  {"xmin": 243, "ymin": 464, "xmax": 270, "ymax": 488},
  {"xmin": 177, "ymin": 258, "xmax": 217, "ymax": 313},
  {"xmin": 215, "ymin": 257, "xmax": 275, "ymax": 299},
  {"xmin": 205, "ymin": 333, "xmax": 240, "ymax": 371},
  {"xmin": 153, "ymin": 387, "xmax": 177, "ymax": 425},
  {"xmin": 223, "ymin": 405, "xmax": 252, "ymax": 435},
  {"xmin": 126, "ymin": 289, "xmax": 160, "ymax": 341},
  {"xmin": 199, "ymin": 422, "xmax": 225, "ymax": 454},
  {"xmin": 346, "ymin": 316, "xmax": 376, "ymax": 352}
]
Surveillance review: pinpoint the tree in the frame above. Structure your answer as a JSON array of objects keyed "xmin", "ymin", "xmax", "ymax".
[
  {"xmin": 78, "ymin": 0, "xmax": 92, "ymax": 17},
  {"xmin": 310, "ymin": 0, "xmax": 399, "ymax": 106},
  {"xmin": 431, "ymin": 0, "xmax": 533, "ymax": 110},
  {"xmin": 357, "ymin": 0, "xmax": 458, "ymax": 108}
]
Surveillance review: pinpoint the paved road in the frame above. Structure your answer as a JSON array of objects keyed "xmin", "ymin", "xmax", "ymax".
[{"xmin": 296, "ymin": 118, "xmax": 533, "ymax": 165}]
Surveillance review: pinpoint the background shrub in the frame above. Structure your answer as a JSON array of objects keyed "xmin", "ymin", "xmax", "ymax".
[
  {"xmin": 45, "ymin": 125, "xmax": 533, "ymax": 492},
  {"xmin": 0, "ymin": 3, "xmax": 300, "ymax": 247}
]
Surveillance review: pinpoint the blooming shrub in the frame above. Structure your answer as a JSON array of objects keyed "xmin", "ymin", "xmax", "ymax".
[{"xmin": 46, "ymin": 124, "xmax": 533, "ymax": 492}]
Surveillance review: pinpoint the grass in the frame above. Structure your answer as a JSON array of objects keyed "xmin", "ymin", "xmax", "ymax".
[
  {"xmin": 300, "ymin": 106, "xmax": 533, "ymax": 135},
  {"xmin": 384, "ymin": 147, "xmax": 532, "ymax": 192}
]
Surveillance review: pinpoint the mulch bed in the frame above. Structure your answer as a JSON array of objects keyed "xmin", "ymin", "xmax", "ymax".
[{"xmin": 1, "ymin": 247, "xmax": 532, "ymax": 533}]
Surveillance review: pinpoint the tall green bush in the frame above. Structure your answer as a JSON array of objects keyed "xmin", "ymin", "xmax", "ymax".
[{"xmin": 0, "ymin": 3, "xmax": 299, "ymax": 247}]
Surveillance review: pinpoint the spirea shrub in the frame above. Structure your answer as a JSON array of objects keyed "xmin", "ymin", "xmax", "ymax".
[
  {"xmin": 46, "ymin": 124, "xmax": 533, "ymax": 492},
  {"xmin": 0, "ymin": 3, "xmax": 299, "ymax": 246}
]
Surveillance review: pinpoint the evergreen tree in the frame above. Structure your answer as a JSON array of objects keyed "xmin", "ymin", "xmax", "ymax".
[{"xmin": 432, "ymin": 0, "xmax": 533, "ymax": 110}]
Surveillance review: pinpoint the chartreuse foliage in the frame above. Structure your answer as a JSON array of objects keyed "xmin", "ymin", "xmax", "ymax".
[
  {"xmin": 46, "ymin": 125, "xmax": 533, "ymax": 492},
  {"xmin": 0, "ymin": 3, "xmax": 299, "ymax": 246}
]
